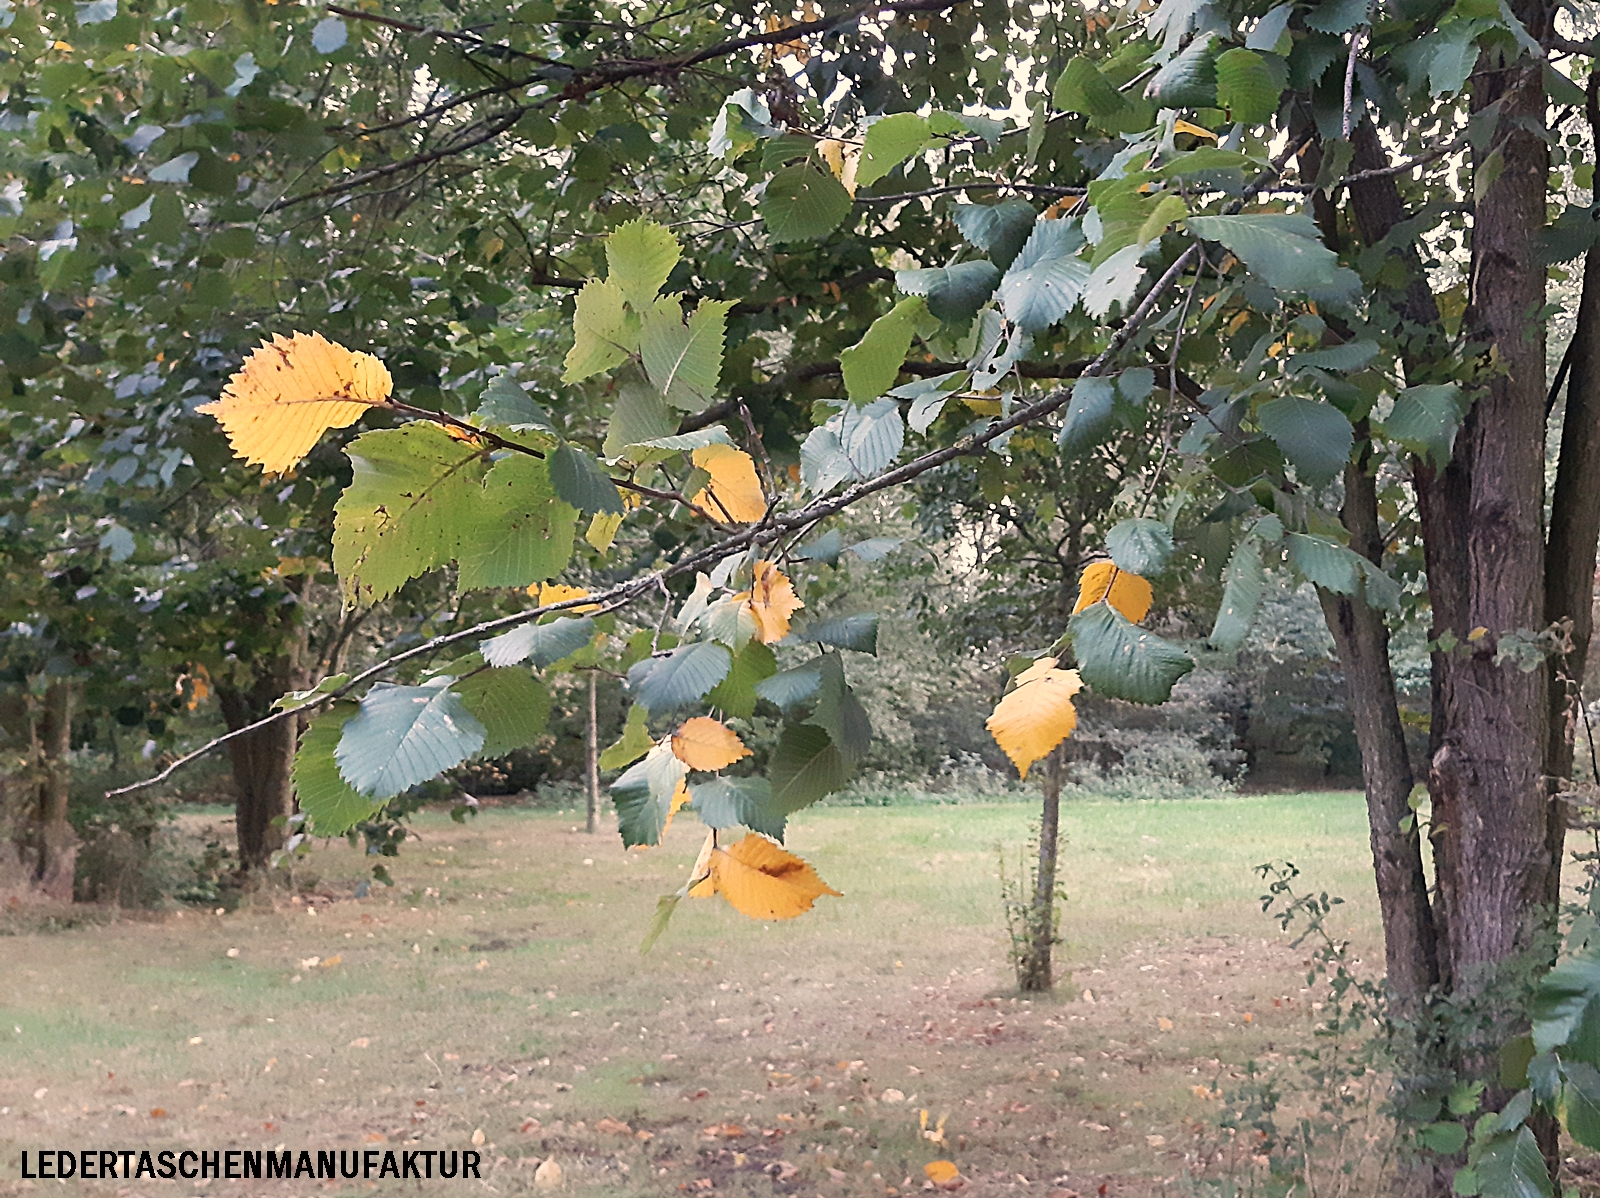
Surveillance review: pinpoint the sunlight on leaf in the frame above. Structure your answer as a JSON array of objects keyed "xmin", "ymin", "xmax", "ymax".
[
  {"xmin": 742, "ymin": 560, "xmax": 804, "ymax": 643},
  {"xmin": 670, "ymin": 716, "xmax": 752, "ymax": 771},
  {"xmin": 689, "ymin": 834, "xmax": 841, "ymax": 920},
  {"xmin": 986, "ymin": 657, "xmax": 1082, "ymax": 779},
  {"xmin": 1073, "ymin": 560, "xmax": 1153, "ymax": 622},
  {"xmin": 691, "ymin": 443, "xmax": 767, "ymax": 522}
]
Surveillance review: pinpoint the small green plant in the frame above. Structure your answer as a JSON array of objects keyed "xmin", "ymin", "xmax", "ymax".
[{"xmin": 997, "ymin": 824, "xmax": 1066, "ymax": 991}]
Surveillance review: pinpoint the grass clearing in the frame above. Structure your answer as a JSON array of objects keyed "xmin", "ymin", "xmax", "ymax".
[{"xmin": 0, "ymin": 792, "xmax": 1376, "ymax": 1196}]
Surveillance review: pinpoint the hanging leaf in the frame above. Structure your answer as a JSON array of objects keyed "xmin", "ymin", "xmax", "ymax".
[
  {"xmin": 474, "ymin": 374, "xmax": 556, "ymax": 436},
  {"xmin": 1468, "ymin": 1126, "xmax": 1553, "ymax": 1198},
  {"xmin": 1209, "ymin": 537, "xmax": 1267, "ymax": 652},
  {"xmin": 1054, "ymin": 56, "xmax": 1130, "ymax": 121},
  {"xmin": 691, "ymin": 443, "xmax": 767, "ymax": 522},
  {"xmin": 1058, "ymin": 375, "xmax": 1117, "ymax": 455},
  {"xmin": 997, "ymin": 218, "xmax": 1092, "ymax": 331},
  {"xmin": 1069, "ymin": 603, "xmax": 1196, "ymax": 705},
  {"xmin": 457, "ymin": 454, "xmax": 578, "ymax": 591},
  {"xmin": 452, "ymin": 668, "xmax": 552, "ymax": 759},
  {"xmin": 549, "ymin": 441, "xmax": 625, "ymax": 515},
  {"xmin": 952, "ymin": 200, "xmax": 1037, "ymax": 271},
  {"xmin": 629, "ymin": 641, "xmax": 733, "ymax": 715},
  {"xmin": 1285, "ymin": 532, "xmax": 1360, "ymax": 594},
  {"xmin": 760, "ymin": 162, "xmax": 853, "ymax": 242},
  {"xmin": 640, "ymin": 297, "xmax": 736, "ymax": 410},
  {"xmin": 1383, "ymin": 383, "xmax": 1465, "ymax": 467},
  {"xmin": 600, "ymin": 703, "xmax": 654, "ymax": 770},
  {"xmin": 743, "ymin": 560, "xmax": 805, "ymax": 643},
  {"xmin": 1106, "ymin": 518, "xmax": 1175, "ymax": 576},
  {"xmin": 1074, "ymin": 560, "xmax": 1154, "ymax": 622},
  {"xmin": 689, "ymin": 834, "xmax": 841, "ymax": 920},
  {"xmin": 756, "ymin": 661, "xmax": 826, "ymax": 713},
  {"xmin": 986, "ymin": 657, "xmax": 1082, "ymax": 779},
  {"xmin": 605, "ymin": 218, "xmax": 681, "ymax": 308},
  {"xmin": 1214, "ymin": 47, "xmax": 1280, "ymax": 123},
  {"xmin": 335, "ymin": 679, "xmax": 487, "ymax": 799},
  {"xmin": 806, "ymin": 654, "xmax": 872, "ymax": 765},
  {"xmin": 481, "ymin": 616, "xmax": 595, "ymax": 669},
  {"xmin": 670, "ymin": 716, "xmax": 752, "ymax": 770},
  {"xmin": 688, "ymin": 777, "xmax": 785, "ymax": 839},
  {"xmin": 895, "ymin": 260, "xmax": 1000, "ymax": 325},
  {"xmin": 839, "ymin": 296, "xmax": 929, "ymax": 403},
  {"xmin": 198, "ymin": 332, "xmax": 392, "ymax": 474},
  {"xmin": 562, "ymin": 279, "xmax": 636, "ymax": 381},
  {"xmin": 1185, "ymin": 213, "xmax": 1360, "ymax": 302},
  {"xmin": 837, "ymin": 398, "xmax": 906, "ymax": 478},
  {"xmin": 1146, "ymin": 33, "xmax": 1219, "ymax": 108},
  {"xmin": 795, "ymin": 614, "xmax": 880, "ymax": 654},
  {"xmin": 604, "ymin": 383, "xmax": 678, "ymax": 459},
  {"xmin": 768, "ymin": 722, "xmax": 847, "ymax": 813},
  {"xmin": 611, "ymin": 740, "xmax": 691, "ymax": 847},
  {"xmin": 1256, "ymin": 396, "xmax": 1353, "ymax": 488},
  {"xmin": 706, "ymin": 640, "xmax": 779, "ymax": 720},
  {"xmin": 857, "ymin": 113, "xmax": 933, "ymax": 187},
  {"xmin": 293, "ymin": 701, "xmax": 383, "ymax": 836}
]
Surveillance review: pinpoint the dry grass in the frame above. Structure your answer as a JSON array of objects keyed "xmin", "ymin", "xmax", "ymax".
[{"xmin": 0, "ymin": 793, "xmax": 1379, "ymax": 1197}]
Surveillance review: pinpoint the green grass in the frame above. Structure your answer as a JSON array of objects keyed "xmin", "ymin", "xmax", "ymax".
[{"xmin": 0, "ymin": 792, "xmax": 1375, "ymax": 1197}]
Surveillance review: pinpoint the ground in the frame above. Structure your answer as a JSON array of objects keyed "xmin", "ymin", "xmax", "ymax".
[{"xmin": 0, "ymin": 793, "xmax": 1381, "ymax": 1197}]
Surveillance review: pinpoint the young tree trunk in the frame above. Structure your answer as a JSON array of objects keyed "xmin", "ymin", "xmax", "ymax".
[
  {"xmin": 586, "ymin": 670, "xmax": 600, "ymax": 834},
  {"xmin": 217, "ymin": 621, "xmax": 308, "ymax": 874},
  {"xmin": 30, "ymin": 678, "xmax": 78, "ymax": 902},
  {"xmin": 1019, "ymin": 746, "xmax": 1063, "ymax": 992}
]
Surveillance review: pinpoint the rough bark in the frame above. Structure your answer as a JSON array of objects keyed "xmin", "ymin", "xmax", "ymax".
[
  {"xmin": 29, "ymin": 679, "xmax": 78, "ymax": 902},
  {"xmin": 217, "ymin": 622, "xmax": 308, "ymax": 873},
  {"xmin": 1018, "ymin": 747, "xmax": 1063, "ymax": 993},
  {"xmin": 586, "ymin": 670, "xmax": 600, "ymax": 835}
]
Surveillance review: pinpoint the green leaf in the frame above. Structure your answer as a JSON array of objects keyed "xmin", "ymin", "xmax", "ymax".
[
  {"xmin": 895, "ymin": 260, "xmax": 1000, "ymax": 325},
  {"xmin": 482, "ymin": 616, "xmax": 596, "ymax": 669},
  {"xmin": 274, "ymin": 673, "xmax": 350, "ymax": 712},
  {"xmin": 1247, "ymin": 3, "xmax": 1293, "ymax": 49},
  {"xmin": 795, "ymin": 614, "xmax": 880, "ymax": 654},
  {"xmin": 623, "ymin": 425, "xmax": 734, "ymax": 463},
  {"xmin": 600, "ymin": 702, "xmax": 654, "ymax": 770},
  {"xmin": 1470, "ymin": 1127, "xmax": 1552, "ymax": 1198},
  {"xmin": 1384, "ymin": 383, "xmax": 1465, "ymax": 466},
  {"xmin": 1417, "ymin": 1121, "xmax": 1469, "ymax": 1155},
  {"xmin": 453, "ymin": 668, "xmax": 551, "ymax": 758},
  {"xmin": 689, "ymin": 776, "xmax": 785, "ymax": 839},
  {"xmin": 1288, "ymin": 339, "xmax": 1379, "ymax": 373},
  {"xmin": 1185, "ymin": 213, "xmax": 1360, "ymax": 303},
  {"xmin": 1209, "ymin": 536, "xmax": 1266, "ymax": 652},
  {"xmin": 1146, "ymin": 33, "xmax": 1219, "ymax": 108},
  {"xmin": 838, "ymin": 399, "xmax": 905, "ymax": 476},
  {"xmin": 563, "ymin": 279, "xmax": 636, "ymax": 382},
  {"xmin": 474, "ymin": 375, "xmax": 556, "ymax": 436},
  {"xmin": 603, "ymin": 383, "xmax": 678, "ymax": 460},
  {"xmin": 706, "ymin": 640, "xmax": 779, "ymax": 719},
  {"xmin": 755, "ymin": 661, "xmax": 826, "ymax": 713},
  {"xmin": 997, "ymin": 217, "xmax": 1091, "ymax": 332},
  {"xmin": 1256, "ymin": 396, "xmax": 1353, "ymax": 488},
  {"xmin": 611, "ymin": 741, "xmax": 688, "ymax": 847},
  {"xmin": 1561, "ymin": 1062, "xmax": 1600, "ymax": 1150},
  {"xmin": 1285, "ymin": 532, "xmax": 1359, "ymax": 594},
  {"xmin": 769, "ymin": 722, "xmax": 848, "ymax": 814},
  {"xmin": 629, "ymin": 642, "xmax": 732, "ymax": 715},
  {"xmin": 806, "ymin": 655, "xmax": 871, "ymax": 765},
  {"xmin": 293, "ymin": 701, "xmax": 383, "ymax": 836},
  {"xmin": 1058, "ymin": 375, "xmax": 1116, "ymax": 454},
  {"xmin": 1359, "ymin": 559, "xmax": 1401, "ymax": 612},
  {"xmin": 1053, "ymin": 56, "xmax": 1129, "ymax": 120},
  {"xmin": 1069, "ymin": 602, "xmax": 1196, "ymax": 705},
  {"xmin": 857, "ymin": 113, "xmax": 933, "ymax": 187},
  {"xmin": 840, "ymin": 296, "xmax": 929, "ymax": 403},
  {"xmin": 639, "ymin": 891, "xmax": 683, "ymax": 954},
  {"xmin": 1304, "ymin": 0, "xmax": 1368, "ymax": 33},
  {"xmin": 639, "ymin": 297, "xmax": 735, "ymax": 410},
  {"xmin": 335, "ymin": 679, "xmax": 487, "ymax": 799},
  {"xmin": 760, "ymin": 163, "xmax": 853, "ymax": 242},
  {"xmin": 952, "ymin": 200, "xmax": 1037, "ymax": 272},
  {"xmin": 605, "ymin": 218, "xmax": 680, "ymax": 308},
  {"xmin": 333, "ymin": 425, "xmax": 488, "ymax": 607},
  {"xmin": 1532, "ymin": 955, "xmax": 1600, "ymax": 1053},
  {"xmin": 549, "ymin": 441, "xmax": 625, "ymax": 515},
  {"xmin": 1106, "ymin": 517, "xmax": 1174, "ymax": 576},
  {"xmin": 457, "ymin": 454, "xmax": 578, "ymax": 591},
  {"xmin": 1214, "ymin": 47, "xmax": 1280, "ymax": 124}
]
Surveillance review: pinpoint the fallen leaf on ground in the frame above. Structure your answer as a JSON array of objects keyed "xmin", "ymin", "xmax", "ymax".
[
  {"xmin": 534, "ymin": 1158, "xmax": 563, "ymax": 1189},
  {"xmin": 925, "ymin": 1160, "xmax": 963, "ymax": 1189},
  {"xmin": 595, "ymin": 1117, "xmax": 632, "ymax": 1135}
]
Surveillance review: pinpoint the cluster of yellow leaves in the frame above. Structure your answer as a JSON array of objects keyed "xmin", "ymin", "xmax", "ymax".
[
  {"xmin": 985, "ymin": 657, "xmax": 1083, "ymax": 779},
  {"xmin": 198, "ymin": 332, "xmax": 391, "ymax": 473},
  {"xmin": 670, "ymin": 716, "xmax": 751, "ymax": 770},
  {"xmin": 689, "ymin": 833, "xmax": 841, "ymax": 920},
  {"xmin": 738, "ymin": 560, "xmax": 804, "ymax": 643},
  {"xmin": 1074, "ymin": 560, "xmax": 1153, "ymax": 621},
  {"xmin": 691, "ymin": 443, "xmax": 767, "ymax": 522}
]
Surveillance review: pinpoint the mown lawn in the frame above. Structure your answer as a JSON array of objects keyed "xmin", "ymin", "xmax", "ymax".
[{"xmin": 0, "ymin": 792, "xmax": 1376, "ymax": 1197}]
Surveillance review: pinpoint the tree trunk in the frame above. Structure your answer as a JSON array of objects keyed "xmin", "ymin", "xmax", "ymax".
[
  {"xmin": 217, "ymin": 625, "xmax": 307, "ymax": 874},
  {"xmin": 29, "ymin": 679, "xmax": 78, "ymax": 902},
  {"xmin": 586, "ymin": 671, "xmax": 600, "ymax": 834},
  {"xmin": 1019, "ymin": 746, "xmax": 1063, "ymax": 992}
]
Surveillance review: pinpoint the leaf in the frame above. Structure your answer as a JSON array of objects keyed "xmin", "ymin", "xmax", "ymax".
[
  {"xmin": 1257, "ymin": 396, "xmax": 1353, "ymax": 488},
  {"xmin": 858, "ymin": 113, "xmax": 933, "ymax": 187},
  {"xmin": 1053, "ymin": 56, "xmax": 1129, "ymax": 120},
  {"xmin": 1106, "ymin": 518, "xmax": 1174, "ymax": 576},
  {"xmin": 335, "ymin": 680, "xmax": 486, "ymax": 799},
  {"xmin": 744, "ymin": 560, "xmax": 805, "ymax": 643},
  {"xmin": 796, "ymin": 614, "xmax": 880, "ymax": 654},
  {"xmin": 1247, "ymin": 4, "xmax": 1293, "ymax": 49},
  {"xmin": 840, "ymin": 296, "xmax": 929, "ymax": 403},
  {"xmin": 768, "ymin": 722, "xmax": 847, "ymax": 813},
  {"xmin": 629, "ymin": 642, "xmax": 733, "ymax": 715},
  {"xmin": 1288, "ymin": 339, "xmax": 1379, "ymax": 373},
  {"xmin": 197, "ymin": 332, "xmax": 391, "ymax": 474},
  {"xmin": 806, "ymin": 655, "xmax": 872, "ymax": 765},
  {"xmin": 1304, "ymin": 0, "xmax": 1368, "ymax": 33},
  {"xmin": 1471, "ymin": 1127, "xmax": 1552, "ymax": 1198},
  {"xmin": 475, "ymin": 375, "xmax": 556, "ymax": 435},
  {"xmin": 274, "ymin": 673, "xmax": 350, "ymax": 712},
  {"xmin": 640, "ymin": 297, "xmax": 735, "ymax": 410},
  {"xmin": 293, "ymin": 702, "xmax": 383, "ymax": 836},
  {"xmin": 704, "ymin": 595, "xmax": 759, "ymax": 650},
  {"xmin": 562, "ymin": 279, "xmax": 635, "ymax": 381},
  {"xmin": 1069, "ymin": 602, "xmax": 1196, "ymax": 705},
  {"xmin": 457, "ymin": 454, "xmax": 579, "ymax": 591},
  {"xmin": 453, "ymin": 669, "xmax": 552, "ymax": 759},
  {"xmin": 1214, "ymin": 48, "xmax": 1280, "ymax": 124},
  {"xmin": 1185, "ymin": 214, "xmax": 1359, "ymax": 302},
  {"xmin": 756, "ymin": 662, "xmax": 826, "ymax": 713},
  {"xmin": 549, "ymin": 441, "xmax": 625, "ymax": 515},
  {"xmin": 1074, "ymin": 560, "xmax": 1154, "ymax": 622},
  {"xmin": 1058, "ymin": 375, "xmax": 1117, "ymax": 454},
  {"xmin": 1384, "ymin": 383, "xmax": 1465, "ymax": 466},
  {"xmin": 691, "ymin": 834, "xmax": 841, "ymax": 920},
  {"xmin": 952, "ymin": 200, "xmax": 1037, "ymax": 272},
  {"xmin": 640, "ymin": 891, "xmax": 684, "ymax": 954},
  {"xmin": 801, "ymin": 426, "xmax": 855, "ymax": 495},
  {"xmin": 987, "ymin": 657, "xmax": 1082, "ymax": 778},
  {"xmin": 838, "ymin": 399, "xmax": 905, "ymax": 477},
  {"xmin": 895, "ymin": 261, "xmax": 1000, "ymax": 325},
  {"xmin": 1083, "ymin": 244, "xmax": 1147, "ymax": 319},
  {"xmin": 1416, "ymin": 1121, "xmax": 1470, "ymax": 1154},
  {"xmin": 691, "ymin": 443, "xmax": 767, "ymax": 522},
  {"xmin": 481, "ymin": 616, "xmax": 596, "ymax": 669},
  {"xmin": 706, "ymin": 640, "xmax": 778, "ymax": 719},
  {"xmin": 997, "ymin": 218, "xmax": 1091, "ymax": 331},
  {"xmin": 1146, "ymin": 33, "xmax": 1219, "ymax": 108},
  {"xmin": 600, "ymin": 703, "xmax": 654, "ymax": 770},
  {"xmin": 1561, "ymin": 1062, "xmax": 1600, "ymax": 1151},
  {"xmin": 333, "ymin": 425, "xmax": 487, "ymax": 607},
  {"xmin": 1532, "ymin": 956, "xmax": 1600, "ymax": 1053},
  {"xmin": 611, "ymin": 740, "xmax": 690, "ymax": 847},
  {"xmin": 603, "ymin": 383, "xmax": 678, "ymax": 460},
  {"xmin": 760, "ymin": 163, "xmax": 853, "ymax": 242},
  {"xmin": 688, "ymin": 777, "xmax": 785, "ymax": 838},
  {"xmin": 671, "ymin": 716, "xmax": 751, "ymax": 770},
  {"xmin": 1209, "ymin": 537, "xmax": 1267, "ymax": 651},
  {"xmin": 1285, "ymin": 532, "xmax": 1360, "ymax": 594},
  {"xmin": 311, "ymin": 15, "xmax": 347, "ymax": 52},
  {"xmin": 605, "ymin": 218, "xmax": 680, "ymax": 308},
  {"xmin": 924, "ymin": 1161, "xmax": 962, "ymax": 1186}
]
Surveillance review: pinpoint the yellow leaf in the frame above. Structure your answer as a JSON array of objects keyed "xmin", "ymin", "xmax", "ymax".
[
  {"xmin": 816, "ymin": 138, "xmax": 859, "ymax": 198},
  {"xmin": 924, "ymin": 1161, "xmax": 962, "ymax": 1187},
  {"xmin": 671, "ymin": 716, "xmax": 752, "ymax": 770},
  {"xmin": 688, "ymin": 830, "xmax": 717, "ymax": 896},
  {"xmin": 1173, "ymin": 118, "xmax": 1217, "ymax": 140},
  {"xmin": 1073, "ymin": 560, "xmax": 1153, "ymax": 622},
  {"xmin": 1467, "ymin": 626, "xmax": 1488, "ymax": 642},
  {"xmin": 743, "ymin": 560, "xmax": 804, "ymax": 643},
  {"xmin": 691, "ymin": 444, "xmax": 767, "ymax": 523},
  {"xmin": 587, "ymin": 510, "xmax": 623, "ymax": 554},
  {"xmin": 198, "ymin": 332, "xmax": 392, "ymax": 473},
  {"xmin": 690, "ymin": 834, "xmax": 841, "ymax": 920},
  {"xmin": 530, "ymin": 582, "xmax": 598, "ymax": 611},
  {"xmin": 985, "ymin": 658, "xmax": 1082, "ymax": 779},
  {"xmin": 659, "ymin": 780, "xmax": 692, "ymax": 838}
]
